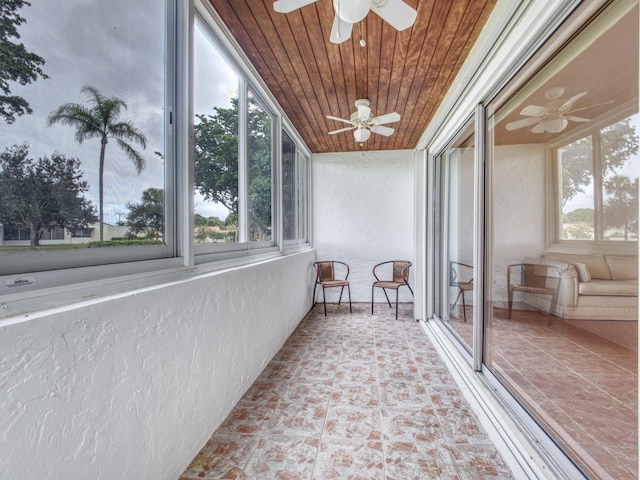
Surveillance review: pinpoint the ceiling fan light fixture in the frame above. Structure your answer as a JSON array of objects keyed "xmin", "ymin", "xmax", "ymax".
[
  {"xmin": 353, "ymin": 127, "xmax": 371, "ymax": 142},
  {"xmin": 333, "ymin": 0, "xmax": 370, "ymax": 23}
]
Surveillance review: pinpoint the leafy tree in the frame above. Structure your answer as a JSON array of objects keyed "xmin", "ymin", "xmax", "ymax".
[
  {"xmin": 604, "ymin": 175, "xmax": 638, "ymax": 240},
  {"xmin": 563, "ymin": 208, "xmax": 594, "ymax": 225},
  {"xmin": 560, "ymin": 119, "xmax": 638, "ymax": 205},
  {"xmin": 0, "ymin": 0, "xmax": 48, "ymax": 123},
  {"xmin": 125, "ymin": 187, "xmax": 163, "ymax": 240},
  {"xmin": 47, "ymin": 85, "xmax": 147, "ymax": 241},
  {"xmin": 194, "ymin": 97, "xmax": 272, "ymax": 241},
  {"xmin": 0, "ymin": 143, "xmax": 96, "ymax": 249}
]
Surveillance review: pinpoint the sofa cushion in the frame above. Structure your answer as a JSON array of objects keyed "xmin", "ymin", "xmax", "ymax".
[
  {"xmin": 578, "ymin": 279, "xmax": 638, "ymax": 296},
  {"xmin": 605, "ymin": 255, "xmax": 638, "ymax": 280},
  {"xmin": 572, "ymin": 262, "xmax": 591, "ymax": 282},
  {"xmin": 543, "ymin": 252, "xmax": 611, "ymax": 280}
]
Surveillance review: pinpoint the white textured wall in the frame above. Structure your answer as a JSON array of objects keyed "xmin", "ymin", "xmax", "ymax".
[
  {"xmin": 491, "ymin": 144, "xmax": 547, "ymax": 303},
  {"xmin": 312, "ymin": 150, "xmax": 415, "ymax": 303},
  {"xmin": 0, "ymin": 250, "xmax": 315, "ymax": 480}
]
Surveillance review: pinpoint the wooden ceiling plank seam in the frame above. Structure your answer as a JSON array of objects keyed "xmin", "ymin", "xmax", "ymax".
[
  {"xmin": 410, "ymin": 0, "xmax": 497, "ymax": 146},
  {"xmin": 392, "ymin": 0, "xmax": 457, "ymax": 149},
  {"xmin": 299, "ymin": 3, "xmax": 345, "ymax": 151},
  {"xmin": 214, "ymin": 1, "xmax": 320, "ymax": 149},
  {"xmin": 383, "ymin": 0, "xmax": 439, "ymax": 149},
  {"xmin": 406, "ymin": 0, "xmax": 496, "ymax": 146},
  {"xmin": 247, "ymin": 1, "xmax": 332, "ymax": 152}
]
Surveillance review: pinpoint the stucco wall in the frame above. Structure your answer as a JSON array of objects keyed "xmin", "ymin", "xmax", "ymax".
[
  {"xmin": 312, "ymin": 150, "xmax": 415, "ymax": 304},
  {"xmin": 0, "ymin": 250, "xmax": 315, "ymax": 480}
]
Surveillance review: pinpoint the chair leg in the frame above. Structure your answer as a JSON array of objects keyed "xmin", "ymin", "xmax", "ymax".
[
  {"xmin": 312, "ymin": 283, "xmax": 317, "ymax": 306},
  {"xmin": 461, "ymin": 291, "xmax": 467, "ymax": 323},
  {"xmin": 338, "ymin": 286, "xmax": 344, "ymax": 305},
  {"xmin": 347, "ymin": 284, "xmax": 352, "ymax": 313},
  {"xmin": 322, "ymin": 286, "xmax": 327, "ymax": 316},
  {"xmin": 371, "ymin": 286, "xmax": 375, "ymax": 314},
  {"xmin": 382, "ymin": 288, "xmax": 392, "ymax": 308},
  {"xmin": 508, "ymin": 286, "xmax": 513, "ymax": 319},
  {"xmin": 395, "ymin": 289, "xmax": 399, "ymax": 320}
]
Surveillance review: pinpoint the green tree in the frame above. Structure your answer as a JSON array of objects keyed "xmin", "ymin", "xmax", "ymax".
[
  {"xmin": 0, "ymin": 0, "xmax": 47, "ymax": 123},
  {"xmin": 604, "ymin": 175, "xmax": 638, "ymax": 240},
  {"xmin": 0, "ymin": 143, "xmax": 96, "ymax": 249},
  {"xmin": 563, "ymin": 208, "xmax": 594, "ymax": 225},
  {"xmin": 194, "ymin": 97, "xmax": 272, "ymax": 240},
  {"xmin": 125, "ymin": 187, "xmax": 164, "ymax": 240},
  {"xmin": 47, "ymin": 85, "xmax": 147, "ymax": 241}
]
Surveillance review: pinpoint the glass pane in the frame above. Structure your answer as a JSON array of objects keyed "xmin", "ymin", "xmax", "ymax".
[
  {"xmin": 602, "ymin": 113, "xmax": 639, "ymax": 241},
  {"xmin": 559, "ymin": 135, "xmax": 594, "ymax": 239},
  {"xmin": 434, "ymin": 119, "xmax": 475, "ymax": 353},
  {"xmin": 193, "ymin": 19, "xmax": 239, "ymax": 244},
  {"xmin": 248, "ymin": 91, "xmax": 273, "ymax": 243},
  {"xmin": 0, "ymin": 0, "xmax": 166, "ymax": 252},
  {"xmin": 297, "ymin": 153, "xmax": 308, "ymax": 242},
  {"xmin": 282, "ymin": 131, "xmax": 296, "ymax": 241},
  {"xmin": 486, "ymin": 4, "xmax": 638, "ymax": 477}
]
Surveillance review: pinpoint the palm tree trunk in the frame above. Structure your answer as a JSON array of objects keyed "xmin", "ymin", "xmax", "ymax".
[{"xmin": 99, "ymin": 136, "xmax": 107, "ymax": 241}]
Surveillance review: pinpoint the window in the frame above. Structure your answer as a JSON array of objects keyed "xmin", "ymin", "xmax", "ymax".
[
  {"xmin": 556, "ymin": 112, "xmax": 639, "ymax": 242},
  {"xmin": 0, "ymin": 0, "xmax": 170, "ymax": 275},
  {"xmin": 282, "ymin": 130, "xmax": 309, "ymax": 244}
]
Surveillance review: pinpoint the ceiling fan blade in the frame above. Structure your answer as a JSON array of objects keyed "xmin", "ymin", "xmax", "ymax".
[
  {"xmin": 519, "ymin": 104, "xmax": 548, "ymax": 117},
  {"xmin": 570, "ymin": 100, "xmax": 615, "ymax": 113},
  {"xmin": 370, "ymin": 125, "xmax": 395, "ymax": 136},
  {"xmin": 505, "ymin": 116, "xmax": 540, "ymax": 131},
  {"xmin": 372, "ymin": 112, "xmax": 400, "ymax": 125},
  {"xmin": 330, "ymin": 14, "xmax": 353, "ymax": 44},
  {"xmin": 329, "ymin": 126, "xmax": 357, "ymax": 135},
  {"xmin": 560, "ymin": 91, "xmax": 588, "ymax": 110},
  {"xmin": 371, "ymin": 0, "xmax": 417, "ymax": 31},
  {"xmin": 273, "ymin": 0, "xmax": 318, "ymax": 13},
  {"xmin": 326, "ymin": 115, "xmax": 354, "ymax": 125},
  {"xmin": 564, "ymin": 115, "xmax": 591, "ymax": 122},
  {"xmin": 529, "ymin": 122, "xmax": 548, "ymax": 134}
]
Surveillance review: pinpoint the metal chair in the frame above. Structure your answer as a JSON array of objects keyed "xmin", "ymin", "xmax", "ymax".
[
  {"xmin": 312, "ymin": 261, "xmax": 352, "ymax": 316},
  {"xmin": 371, "ymin": 260, "xmax": 413, "ymax": 319},
  {"xmin": 449, "ymin": 261, "xmax": 473, "ymax": 322},
  {"xmin": 507, "ymin": 263, "xmax": 560, "ymax": 319}
]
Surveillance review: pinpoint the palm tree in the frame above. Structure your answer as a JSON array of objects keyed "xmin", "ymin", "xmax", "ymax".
[{"xmin": 47, "ymin": 85, "xmax": 147, "ymax": 240}]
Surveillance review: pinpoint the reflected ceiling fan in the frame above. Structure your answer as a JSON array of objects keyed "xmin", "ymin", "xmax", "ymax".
[
  {"xmin": 506, "ymin": 87, "xmax": 609, "ymax": 134},
  {"xmin": 273, "ymin": 0, "xmax": 417, "ymax": 44},
  {"xmin": 327, "ymin": 99, "xmax": 400, "ymax": 142}
]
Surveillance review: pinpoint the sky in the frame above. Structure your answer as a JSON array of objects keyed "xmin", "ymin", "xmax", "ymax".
[{"xmin": 1, "ymin": 1, "xmax": 238, "ymax": 224}]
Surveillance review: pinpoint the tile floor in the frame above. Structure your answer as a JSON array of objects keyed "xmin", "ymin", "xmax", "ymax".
[
  {"xmin": 179, "ymin": 303, "xmax": 514, "ymax": 479},
  {"xmin": 447, "ymin": 305, "xmax": 638, "ymax": 480}
]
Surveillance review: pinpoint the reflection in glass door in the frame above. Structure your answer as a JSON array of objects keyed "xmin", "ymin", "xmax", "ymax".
[{"xmin": 433, "ymin": 119, "xmax": 476, "ymax": 353}]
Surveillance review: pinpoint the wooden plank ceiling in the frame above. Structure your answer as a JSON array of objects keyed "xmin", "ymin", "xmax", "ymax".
[{"xmin": 209, "ymin": 0, "xmax": 497, "ymax": 153}]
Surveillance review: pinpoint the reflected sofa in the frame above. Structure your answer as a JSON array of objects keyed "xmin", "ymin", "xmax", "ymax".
[{"xmin": 522, "ymin": 251, "xmax": 638, "ymax": 321}]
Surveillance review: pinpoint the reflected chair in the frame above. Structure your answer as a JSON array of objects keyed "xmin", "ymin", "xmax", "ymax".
[
  {"xmin": 312, "ymin": 261, "xmax": 352, "ymax": 316},
  {"xmin": 449, "ymin": 261, "xmax": 473, "ymax": 322},
  {"xmin": 507, "ymin": 263, "xmax": 560, "ymax": 319},
  {"xmin": 371, "ymin": 260, "xmax": 414, "ymax": 319}
]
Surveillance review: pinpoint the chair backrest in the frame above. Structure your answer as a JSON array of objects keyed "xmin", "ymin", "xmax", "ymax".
[
  {"xmin": 521, "ymin": 263, "xmax": 550, "ymax": 289},
  {"xmin": 315, "ymin": 261, "xmax": 335, "ymax": 282},
  {"xmin": 393, "ymin": 261, "xmax": 411, "ymax": 283}
]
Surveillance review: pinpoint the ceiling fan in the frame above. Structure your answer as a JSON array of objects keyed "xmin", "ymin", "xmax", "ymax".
[
  {"xmin": 273, "ymin": 0, "xmax": 417, "ymax": 44},
  {"xmin": 327, "ymin": 99, "xmax": 400, "ymax": 142},
  {"xmin": 505, "ymin": 87, "xmax": 599, "ymax": 134}
]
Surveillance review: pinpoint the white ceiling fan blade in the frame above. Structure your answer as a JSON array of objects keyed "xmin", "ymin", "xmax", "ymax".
[
  {"xmin": 329, "ymin": 126, "xmax": 357, "ymax": 135},
  {"xmin": 330, "ymin": 14, "xmax": 353, "ymax": 44},
  {"xmin": 529, "ymin": 122, "xmax": 548, "ymax": 134},
  {"xmin": 370, "ymin": 125, "xmax": 395, "ymax": 136},
  {"xmin": 326, "ymin": 115, "xmax": 354, "ymax": 125},
  {"xmin": 560, "ymin": 91, "xmax": 588, "ymax": 110},
  {"xmin": 564, "ymin": 115, "xmax": 591, "ymax": 122},
  {"xmin": 570, "ymin": 100, "xmax": 615, "ymax": 113},
  {"xmin": 371, "ymin": 0, "xmax": 417, "ymax": 31},
  {"xmin": 505, "ymin": 116, "xmax": 541, "ymax": 131},
  {"xmin": 372, "ymin": 112, "xmax": 400, "ymax": 125},
  {"xmin": 273, "ymin": 0, "xmax": 318, "ymax": 13},
  {"xmin": 520, "ymin": 104, "xmax": 548, "ymax": 117}
]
